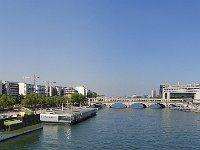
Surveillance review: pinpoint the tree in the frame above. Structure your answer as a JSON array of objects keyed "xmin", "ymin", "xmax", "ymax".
[
  {"xmin": 87, "ymin": 91, "xmax": 98, "ymax": 98},
  {"xmin": 71, "ymin": 93, "xmax": 87, "ymax": 106},
  {"xmin": 0, "ymin": 95, "xmax": 16, "ymax": 109}
]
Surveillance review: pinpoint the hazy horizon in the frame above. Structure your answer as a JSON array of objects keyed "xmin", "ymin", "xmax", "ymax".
[{"xmin": 1, "ymin": 0, "xmax": 200, "ymax": 97}]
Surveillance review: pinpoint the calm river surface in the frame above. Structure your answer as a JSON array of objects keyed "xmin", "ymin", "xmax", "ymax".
[{"xmin": 1, "ymin": 108, "xmax": 200, "ymax": 150}]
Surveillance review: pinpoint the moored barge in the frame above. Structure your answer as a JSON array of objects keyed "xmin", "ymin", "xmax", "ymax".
[
  {"xmin": 40, "ymin": 107, "xmax": 97, "ymax": 124},
  {"xmin": 0, "ymin": 112, "xmax": 42, "ymax": 142}
]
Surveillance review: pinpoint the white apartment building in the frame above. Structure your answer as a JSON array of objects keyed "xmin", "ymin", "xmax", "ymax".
[
  {"xmin": 74, "ymin": 86, "xmax": 88, "ymax": 96},
  {"xmin": 19, "ymin": 83, "xmax": 34, "ymax": 96},
  {"xmin": 160, "ymin": 83, "xmax": 200, "ymax": 99},
  {"xmin": 0, "ymin": 80, "xmax": 2, "ymax": 95},
  {"xmin": 2, "ymin": 81, "xmax": 19, "ymax": 96},
  {"xmin": 19, "ymin": 83, "xmax": 47, "ymax": 96}
]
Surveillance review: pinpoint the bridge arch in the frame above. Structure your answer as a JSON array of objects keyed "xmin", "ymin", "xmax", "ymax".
[
  {"xmin": 129, "ymin": 103, "xmax": 147, "ymax": 109},
  {"xmin": 149, "ymin": 103, "xmax": 165, "ymax": 109},
  {"xmin": 110, "ymin": 103, "xmax": 127, "ymax": 109}
]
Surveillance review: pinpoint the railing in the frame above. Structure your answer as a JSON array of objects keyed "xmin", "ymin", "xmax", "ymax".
[{"xmin": 88, "ymin": 97, "xmax": 184, "ymax": 103}]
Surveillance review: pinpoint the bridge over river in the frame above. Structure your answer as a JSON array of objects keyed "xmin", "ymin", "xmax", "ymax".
[{"xmin": 88, "ymin": 97, "xmax": 184, "ymax": 108}]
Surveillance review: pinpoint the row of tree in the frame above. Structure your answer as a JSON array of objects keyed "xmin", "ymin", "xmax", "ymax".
[
  {"xmin": 21, "ymin": 93, "xmax": 88, "ymax": 108},
  {"xmin": 0, "ymin": 95, "xmax": 16, "ymax": 109},
  {"xmin": 0, "ymin": 91, "xmax": 98, "ymax": 109}
]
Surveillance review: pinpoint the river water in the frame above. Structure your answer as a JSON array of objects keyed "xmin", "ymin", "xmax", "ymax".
[{"xmin": 1, "ymin": 108, "xmax": 200, "ymax": 150}]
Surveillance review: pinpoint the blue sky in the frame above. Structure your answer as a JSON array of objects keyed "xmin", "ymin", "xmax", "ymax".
[{"xmin": 0, "ymin": 0, "xmax": 200, "ymax": 96}]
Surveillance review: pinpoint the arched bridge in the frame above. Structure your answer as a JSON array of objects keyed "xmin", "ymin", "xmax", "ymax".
[{"xmin": 88, "ymin": 97, "xmax": 184, "ymax": 108}]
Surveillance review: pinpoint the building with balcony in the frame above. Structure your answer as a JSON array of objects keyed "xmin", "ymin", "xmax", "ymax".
[
  {"xmin": 35, "ymin": 85, "xmax": 46, "ymax": 95},
  {"xmin": 2, "ymin": 81, "xmax": 19, "ymax": 96},
  {"xmin": 19, "ymin": 83, "xmax": 34, "ymax": 96},
  {"xmin": 63, "ymin": 87, "xmax": 78, "ymax": 98},
  {"xmin": 160, "ymin": 83, "xmax": 200, "ymax": 99},
  {"xmin": 45, "ymin": 86, "xmax": 58, "ymax": 96}
]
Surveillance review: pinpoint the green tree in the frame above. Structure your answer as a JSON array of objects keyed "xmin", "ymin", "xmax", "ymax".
[
  {"xmin": 87, "ymin": 91, "xmax": 98, "ymax": 98},
  {"xmin": 71, "ymin": 93, "xmax": 87, "ymax": 106},
  {"xmin": 0, "ymin": 95, "xmax": 16, "ymax": 108}
]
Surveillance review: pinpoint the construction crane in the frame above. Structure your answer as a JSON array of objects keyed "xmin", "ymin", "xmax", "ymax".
[{"xmin": 24, "ymin": 74, "xmax": 40, "ymax": 94}]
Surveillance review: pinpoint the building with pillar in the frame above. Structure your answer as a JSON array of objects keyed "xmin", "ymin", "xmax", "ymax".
[{"xmin": 160, "ymin": 83, "xmax": 200, "ymax": 99}]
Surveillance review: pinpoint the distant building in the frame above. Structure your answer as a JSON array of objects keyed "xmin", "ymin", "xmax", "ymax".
[
  {"xmin": 55, "ymin": 86, "xmax": 64, "ymax": 96},
  {"xmin": 2, "ymin": 81, "xmax": 19, "ymax": 96},
  {"xmin": 35, "ymin": 85, "xmax": 46, "ymax": 95},
  {"xmin": 63, "ymin": 87, "xmax": 78, "ymax": 98},
  {"xmin": 160, "ymin": 83, "xmax": 200, "ymax": 99},
  {"xmin": 74, "ymin": 86, "xmax": 88, "ymax": 96},
  {"xmin": 151, "ymin": 90, "xmax": 156, "ymax": 98},
  {"xmin": 0, "ymin": 80, "xmax": 2, "ymax": 95},
  {"xmin": 19, "ymin": 83, "xmax": 34, "ymax": 96},
  {"xmin": 45, "ymin": 86, "xmax": 57, "ymax": 97}
]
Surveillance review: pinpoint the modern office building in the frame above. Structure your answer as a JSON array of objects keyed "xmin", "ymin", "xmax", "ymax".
[
  {"xmin": 74, "ymin": 86, "xmax": 88, "ymax": 96},
  {"xmin": 160, "ymin": 83, "xmax": 200, "ymax": 99},
  {"xmin": 2, "ymin": 81, "xmax": 19, "ymax": 96},
  {"xmin": 55, "ymin": 86, "xmax": 64, "ymax": 96},
  {"xmin": 35, "ymin": 85, "xmax": 46, "ymax": 95},
  {"xmin": 45, "ymin": 86, "xmax": 57, "ymax": 96},
  {"xmin": 63, "ymin": 87, "xmax": 78, "ymax": 98},
  {"xmin": 19, "ymin": 83, "xmax": 34, "ymax": 96}
]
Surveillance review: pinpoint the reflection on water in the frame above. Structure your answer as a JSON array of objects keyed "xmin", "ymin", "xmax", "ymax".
[
  {"xmin": 1, "ymin": 109, "xmax": 200, "ymax": 150},
  {"xmin": 0, "ymin": 129, "xmax": 42, "ymax": 150},
  {"xmin": 64, "ymin": 125, "xmax": 71, "ymax": 140}
]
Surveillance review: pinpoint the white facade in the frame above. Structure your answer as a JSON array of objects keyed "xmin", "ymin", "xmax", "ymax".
[
  {"xmin": 0, "ymin": 80, "xmax": 2, "ymax": 95},
  {"xmin": 74, "ymin": 86, "xmax": 88, "ymax": 96},
  {"xmin": 160, "ymin": 84, "xmax": 200, "ymax": 99},
  {"xmin": 19, "ymin": 83, "xmax": 34, "ymax": 96}
]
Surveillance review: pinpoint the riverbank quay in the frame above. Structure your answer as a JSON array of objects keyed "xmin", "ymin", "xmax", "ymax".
[
  {"xmin": 0, "ymin": 111, "xmax": 42, "ymax": 142},
  {"xmin": 40, "ymin": 107, "xmax": 97, "ymax": 125},
  {"xmin": 169, "ymin": 99, "xmax": 200, "ymax": 113}
]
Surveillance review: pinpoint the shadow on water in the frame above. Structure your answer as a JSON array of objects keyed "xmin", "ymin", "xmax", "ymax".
[{"xmin": 0, "ymin": 129, "xmax": 42, "ymax": 150}]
